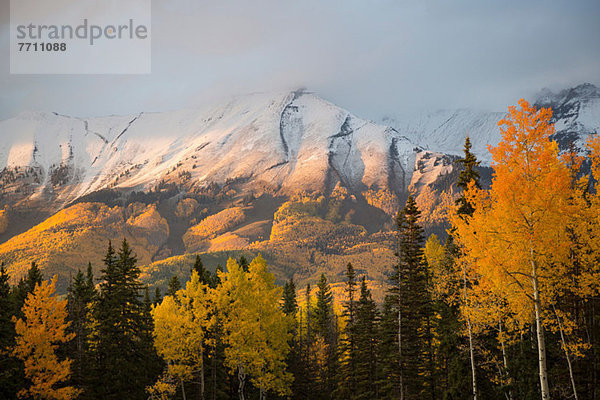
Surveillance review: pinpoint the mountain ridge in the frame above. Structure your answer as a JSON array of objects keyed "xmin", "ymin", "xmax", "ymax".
[{"xmin": 1, "ymin": 84, "xmax": 598, "ymax": 291}]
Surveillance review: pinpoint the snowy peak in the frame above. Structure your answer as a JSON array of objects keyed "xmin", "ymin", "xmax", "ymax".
[
  {"xmin": 534, "ymin": 83, "xmax": 600, "ymax": 152},
  {"xmin": 1, "ymin": 84, "xmax": 598, "ymax": 211},
  {"xmin": 0, "ymin": 91, "xmax": 418, "ymax": 207},
  {"xmin": 382, "ymin": 83, "xmax": 600, "ymax": 165}
]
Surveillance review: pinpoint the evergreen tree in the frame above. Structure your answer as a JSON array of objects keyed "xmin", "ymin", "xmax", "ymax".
[
  {"xmin": 14, "ymin": 261, "xmax": 44, "ymax": 314},
  {"xmin": 313, "ymin": 274, "xmax": 337, "ymax": 399},
  {"xmin": 387, "ymin": 195, "xmax": 433, "ymax": 400},
  {"xmin": 314, "ymin": 274, "xmax": 334, "ymax": 340},
  {"xmin": 283, "ymin": 278, "xmax": 298, "ymax": 316},
  {"xmin": 0, "ymin": 264, "xmax": 22, "ymax": 399},
  {"xmin": 193, "ymin": 255, "xmax": 212, "ymax": 285},
  {"xmin": 282, "ymin": 278, "xmax": 305, "ymax": 399},
  {"xmin": 154, "ymin": 286, "xmax": 162, "ymax": 305},
  {"xmin": 455, "ymin": 135, "xmax": 481, "ymax": 216},
  {"xmin": 167, "ymin": 275, "xmax": 182, "ymax": 297},
  {"xmin": 238, "ymin": 255, "xmax": 249, "ymax": 273},
  {"xmin": 336, "ymin": 263, "xmax": 358, "ymax": 398},
  {"xmin": 88, "ymin": 239, "xmax": 159, "ymax": 399},
  {"xmin": 66, "ymin": 264, "xmax": 96, "ymax": 395},
  {"xmin": 304, "ymin": 282, "xmax": 314, "ymax": 399},
  {"xmin": 354, "ymin": 277, "xmax": 379, "ymax": 400},
  {"xmin": 377, "ymin": 294, "xmax": 401, "ymax": 399}
]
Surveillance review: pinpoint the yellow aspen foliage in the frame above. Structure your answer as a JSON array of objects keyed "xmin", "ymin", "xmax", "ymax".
[
  {"xmin": 12, "ymin": 276, "xmax": 80, "ymax": 400},
  {"xmin": 216, "ymin": 256, "xmax": 293, "ymax": 397},
  {"xmin": 451, "ymin": 100, "xmax": 574, "ymax": 319},
  {"xmin": 572, "ymin": 136, "xmax": 600, "ymax": 298},
  {"xmin": 152, "ymin": 271, "xmax": 212, "ymax": 385},
  {"xmin": 424, "ymin": 234, "xmax": 454, "ymax": 301},
  {"xmin": 450, "ymin": 99, "xmax": 577, "ymax": 399}
]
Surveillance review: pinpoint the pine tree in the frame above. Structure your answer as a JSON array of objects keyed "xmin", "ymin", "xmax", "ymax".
[
  {"xmin": 14, "ymin": 261, "xmax": 44, "ymax": 315},
  {"xmin": 314, "ymin": 274, "xmax": 334, "ymax": 340},
  {"xmin": 13, "ymin": 276, "xmax": 81, "ymax": 400},
  {"xmin": 424, "ymin": 235, "xmax": 473, "ymax": 400},
  {"xmin": 388, "ymin": 195, "xmax": 433, "ymax": 400},
  {"xmin": 66, "ymin": 264, "xmax": 96, "ymax": 395},
  {"xmin": 283, "ymin": 278, "xmax": 305, "ymax": 399},
  {"xmin": 154, "ymin": 286, "xmax": 162, "ymax": 305},
  {"xmin": 193, "ymin": 255, "xmax": 212, "ymax": 286},
  {"xmin": 377, "ymin": 294, "xmax": 401, "ymax": 399},
  {"xmin": 0, "ymin": 264, "xmax": 22, "ymax": 399},
  {"xmin": 238, "ymin": 255, "xmax": 249, "ymax": 273},
  {"xmin": 283, "ymin": 278, "xmax": 298, "ymax": 316},
  {"xmin": 354, "ymin": 277, "xmax": 379, "ymax": 400},
  {"xmin": 313, "ymin": 273, "xmax": 337, "ymax": 399},
  {"xmin": 88, "ymin": 239, "xmax": 159, "ymax": 399},
  {"xmin": 167, "ymin": 275, "xmax": 182, "ymax": 297},
  {"xmin": 336, "ymin": 263, "xmax": 358, "ymax": 398},
  {"xmin": 455, "ymin": 135, "xmax": 481, "ymax": 216}
]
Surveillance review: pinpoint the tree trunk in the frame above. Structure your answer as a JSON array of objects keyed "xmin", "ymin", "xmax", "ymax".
[
  {"xmin": 200, "ymin": 347, "xmax": 205, "ymax": 400},
  {"xmin": 499, "ymin": 322, "xmax": 513, "ymax": 400},
  {"xmin": 553, "ymin": 306, "xmax": 578, "ymax": 400},
  {"xmin": 463, "ymin": 263, "xmax": 478, "ymax": 400},
  {"xmin": 238, "ymin": 364, "xmax": 246, "ymax": 400},
  {"xmin": 398, "ymin": 295, "xmax": 404, "ymax": 400},
  {"xmin": 181, "ymin": 379, "xmax": 187, "ymax": 400},
  {"xmin": 211, "ymin": 341, "xmax": 217, "ymax": 400},
  {"xmin": 531, "ymin": 250, "xmax": 550, "ymax": 400},
  {"xmin": 260, "ymin": 383, "xmax": 266, "ymax": 400}
]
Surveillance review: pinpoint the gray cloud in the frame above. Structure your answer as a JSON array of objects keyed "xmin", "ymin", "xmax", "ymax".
[{"xmin": 1, "ymin": 0, "xmax": 599, "ymax": 120}]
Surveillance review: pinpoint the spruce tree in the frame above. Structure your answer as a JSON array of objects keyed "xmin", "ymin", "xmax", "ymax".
[
  {"xmin": 66, "ymin": 264, "xmax": 96, "ymax": 395},
  {"xmin": 167, "ymin": 275, "xmax": 182, "ymax": 297},
  {"xmin": 387, "ymin": 195, "xmax": 433, "ymax": 400},
  {"xmin": 238, "ymin": 255, "xmax": 249, "ymax": 272},
  {"xmin": 193, "ymin": 255, "xmax": 212, "ymax": 285},
  {"xmin": 154, "ymin": 286, "xmax": 162, "ymax": 305},
  {"xmin": 455, "ymin": 135, "xmax": 481, "ymax": 216},
  {"xmin": 313, "ymin": 274, "xmax": 337, "ymax": 399},
  {"xmin": 314, "ymin": 274, "xmax": 333, "ymax": 339},
  {"xmin": 14, "ymin": 262, "xmax": 43, "ymax": 314},
  {"xmin": 283, "ymin": 278, "xmax": 305, "ymax": 399},
  {"xmin": 88, "ymin": 239, "xmax": 159, "ymax": 399},
  {"xmin": 0, "ymin": 264, "xmax": 22, "ymax": 399},
  {"xmin": 0, "ymin": 265, "xmax": 12, "ymax": 347},
  {"xmin": 283, "ymin": 278, "xmax": 298, "ymax": 316},
  {"xmin": 377, "ymin": 294, "xmax": 401, "ymax": 399},
  {"xmin": 354, "ymin": 277, "xmax": 379, "ymax": 400},
  {"xmin": 335, "ymin": 263, "xmax": 358, "ymax": 398}
]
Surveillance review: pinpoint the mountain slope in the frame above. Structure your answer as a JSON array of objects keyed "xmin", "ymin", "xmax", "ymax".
[
  {"xmin": 0, "ymin": 90, "xmax": 418, "ymax": 210},
  {"xmin": 382, "ymin": 83, "xmax": 600, "ymax": 164},
  {"xmin": 1, "ymin": 84, "xmax": 599, "ymax": 290}
]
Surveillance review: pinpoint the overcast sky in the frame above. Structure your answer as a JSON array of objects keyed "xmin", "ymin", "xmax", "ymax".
[{"xmin": 1, "ymin": 0, "xmax": 599, "ymax": 120}]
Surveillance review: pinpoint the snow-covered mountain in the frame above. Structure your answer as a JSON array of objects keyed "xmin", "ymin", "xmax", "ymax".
[
  {"xmin": 0, "ymin": 90, "xmax": 418, "ymax": 208},
  {"xmin": 1, "ymin": 84, "xmax": 598, "ymax": 211},
  {"xmin": 382, "ymin": 83, "xmax": 600, "ymax": 165}
]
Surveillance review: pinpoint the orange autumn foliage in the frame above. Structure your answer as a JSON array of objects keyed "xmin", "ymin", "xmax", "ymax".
[
  {"xmin": 13, "ymin": 276, "xmax": 80, "ymax": 400},
  {"xmin": 451, "ymin": 99, "xmax": 573, "ymax": 321},
  {"xmin": 449, "ymin": 99, "xmax": 577, "ymax": 398}
]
